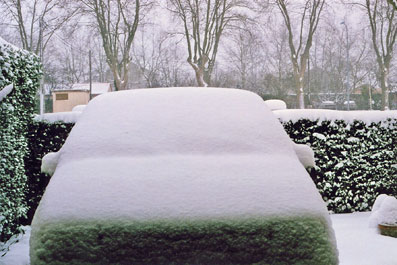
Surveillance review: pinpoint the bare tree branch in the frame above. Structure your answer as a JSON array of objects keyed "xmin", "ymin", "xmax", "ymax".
[
  {"xmin": 168, "ymin": 0, "xmax": 244, "ymax": 86},
  {"xmin": 275, "ymin": 0, "xmax": 325, "ymax": 108}
]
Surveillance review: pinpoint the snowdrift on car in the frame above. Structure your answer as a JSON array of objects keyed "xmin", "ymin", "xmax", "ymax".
[{"xmin": 31, "ymin": 87, "xmax": 338, "ymax": 264}]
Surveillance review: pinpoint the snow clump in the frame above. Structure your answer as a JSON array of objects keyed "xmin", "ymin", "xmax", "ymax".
[
  {"xmin": 369, "ymin": 194, "xmax": 397, "ymax": 227},
  {"xmin": 0, "ymin": 84, "xmax": 13, "ymax": 102},
  {"xmin": 41, "ymin": 152, "xmax": 61, "ymax": 176}
]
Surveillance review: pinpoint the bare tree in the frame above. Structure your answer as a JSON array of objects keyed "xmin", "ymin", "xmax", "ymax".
[
  {"xmin": 364, "ymin": 0, "xmax": 397, "ymax": 110},
  {"xmin": 263, "ymin": 22, "xmax": 293, "ymax": 99},
  {"xmin": 275, "ymin": 0, "xmax": 325, "ymax": 108},
  {"xmin": 168, "ymin": 0, "xmax": 243, "ymax": 87},
  {"xmin": 227, "ymin": 30, "xmax": 250, "ymax": 89},
  {"xmin": 133, "ymin": 27, "xmax": 169, "ymax": 88},
  {"xmin": 158, "ymin": 41, "xmax": 192, "ymax": 87},
  {"xmin": 0, "ymin": 0, "xmax": 78, "ymax": 54},
  {"xmin": 81, "ymin": 0, "xmax": 143, "ymax": 91}
]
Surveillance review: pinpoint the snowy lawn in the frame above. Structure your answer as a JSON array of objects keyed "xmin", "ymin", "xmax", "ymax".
[
  {"xmin": 1, "ymin": 212, "xmax": 396, "ymax": 265},
  {"xmin": 332, "ymin": 212, "xmax": 397, "ymax": 265}
]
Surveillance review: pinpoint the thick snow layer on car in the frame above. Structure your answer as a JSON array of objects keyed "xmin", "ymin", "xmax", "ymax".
[
  {"xmin": 59, "ymin": 88, "xmax": 299, "ymax": 162},
  {"xmin": 32, "ymin": 87, "xmax": 337, "ymax": 264},
  {"xmin": 35, "ymin": 155, "xmax": 328, "ymax": 223},
  {"xmin": 33, "ymin": 111, "xmax": 82, "ymax": 123},
  {"xmin": 37, "ymin": 87, "xmax": 328, "ymax": 219},
  {"xmin": 274, "ymin": 109, "xmax": 397, "ymax": 125},
  {"xmin": 264, "ymin": 99, "xmax": 287, "ymax": 111}
]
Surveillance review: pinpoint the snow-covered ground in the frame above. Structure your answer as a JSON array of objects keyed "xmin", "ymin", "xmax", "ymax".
[
  {"xmin": 333, "ymin": 212, "xmax": 397, "ymax": 265},
  {"xmin": 1, "ymin": 212, "xmax": 396, "ymax": 265}
]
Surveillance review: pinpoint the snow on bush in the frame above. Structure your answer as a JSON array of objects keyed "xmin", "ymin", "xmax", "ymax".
[
  {"xmin": 31, "ymin": 88, "xmax": 338, "ymax": 264},
  {"xmin": 369, "ymin": 194, "xmax": 397, "ymax": 227},
  {"xmin": 34, "ymin": 111, "xmax": 82, "ymax": 123},
  {"xmin": 275, "ymin": 109, "xmax": 397, "ymax": 125},
  {"xmin": 277, "ymin": 109, "xmax": 397, "ymax": 213},
  {"xmin": 0, "ymin": 37, "xmax": 41, "ymax": 241}
]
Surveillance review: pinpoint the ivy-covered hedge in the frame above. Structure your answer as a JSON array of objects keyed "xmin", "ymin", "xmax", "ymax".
[
  {"xmin": 0, "ymin": 39, "xmax": 41, "ymax": 241},
  {"xmin": 277, "ymin": 111, "xmax": 397, "ymax": 213},
  {"xmin": 23, "ymin": 120, "xmax": 74, "ymax": 224}
]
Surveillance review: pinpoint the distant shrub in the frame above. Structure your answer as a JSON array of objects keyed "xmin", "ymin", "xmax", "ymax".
[
  {"xmin": 0, "ymin": 39, "xmax": 41, "ymax": 241},
  {"xmin": 282, "ymin": 117, "xmax": 397, "ymax": 213}
]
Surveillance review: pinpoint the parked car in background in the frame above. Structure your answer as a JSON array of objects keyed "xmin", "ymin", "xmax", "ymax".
[{"xmin": 318, "ymin": 100, "xmax": 337, "ymax": 110}]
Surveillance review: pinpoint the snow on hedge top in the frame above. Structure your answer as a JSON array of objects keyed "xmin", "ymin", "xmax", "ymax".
[
  {"xmin": 0, "ymin": 37, "xmax": 24, "ymax": 52},
  {"xmin": 34, "ymin": 87, "xmax": 331, "ymax": 225},
  {"xmin": 60, "ymin": 87, "xmax": 297, "ymax": 162},
  {"xmin": 274, "ymin": 109, "xmax": 397, "ymax": 125},
  {"xmin": 34, "ymin": 111, "xmax": 82, "ymax": 123}
]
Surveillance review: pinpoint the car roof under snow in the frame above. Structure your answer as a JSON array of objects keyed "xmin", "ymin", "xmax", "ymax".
[{"xmin": 58, "ymin": 87, "xmax": 298, "ymax": 162}]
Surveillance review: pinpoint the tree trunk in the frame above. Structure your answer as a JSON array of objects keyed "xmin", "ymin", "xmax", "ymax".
[
  {"xmin": 204, "ymin": 70, "xmax": 211, "ymax": 87},
  {"xmin": 194, "ymin": 67, "xmax": 207, "ymax": 87},
  {"xmin": 189, "ymin": 60, "xmax": 208, "ymax": 87},
  {"xmin": 111, "ymin": 67, "xmax": 129, "ymax": 91},
  {"xmin": 241, "ymin": 62, "xmax": 246, "ymax": 90},
  {"xmin": 294, "ymin": 74, "xmax": 305, "ymax": 109},
  {"xmin": 292, "ymin": 65, "xmax": 305, "ymax": 109},
  {"xmin": 380, "ymin": 68, "xmax": 390, "ymax": 110}
]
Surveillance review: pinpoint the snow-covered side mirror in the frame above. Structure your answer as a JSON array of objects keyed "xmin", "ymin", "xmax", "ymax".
[
  {"xmin": 72, "ymin": 105, "xmax": 86, "ymax": 112},
  {"xmin": 293, "ymin": 143, "xmax": 315, "ymax": 168},
  {"xmin": 41, "ymin": 151, "xmax": 61, "ymax": 176},
  {"xmin": 264, "ymin": 99, "xmax": 287, "ymax": 111}
]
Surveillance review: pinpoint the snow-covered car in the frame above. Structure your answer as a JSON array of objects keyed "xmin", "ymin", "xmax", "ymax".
[
  {"xmin": 31, "ymin": 87, "xmax": 338, "ymax": 264},
  {"xmin": 318, "ymin": 100, "xmax": 336, "ymax": 110}
]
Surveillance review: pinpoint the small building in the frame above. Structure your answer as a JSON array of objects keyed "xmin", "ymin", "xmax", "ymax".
[{"xmin": 53, "ymin": 83, "xmax": 112, "ymax": 113}]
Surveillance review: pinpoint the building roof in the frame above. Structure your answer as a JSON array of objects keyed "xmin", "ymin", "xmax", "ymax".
[
  {"xmin": 54, "ymin": 83, "xmax": 111, "ymax": 95},
  {"xmin": 71, "ymin": 83, "xmax": 111, "ymax": 94}
]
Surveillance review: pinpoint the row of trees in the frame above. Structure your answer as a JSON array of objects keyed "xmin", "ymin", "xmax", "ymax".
[{"xmin": 1, "ymin": 0, "xmax": 397, "ymax": 110}]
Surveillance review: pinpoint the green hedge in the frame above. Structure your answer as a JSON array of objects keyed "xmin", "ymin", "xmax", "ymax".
[
  {"xmin": 23, "ymin": 121, "xmax": 74, "ymax": 224},
  {"xmin": 30, "ymin": 217, "xmax": 337, "ymax": 265},
  {"xmin": 0, "ymin": 40, "xmax": 41, "ymax": 241},
  {"xmin": 282, "ymin": 118, "xmax": 397, "ymax": 213}
]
